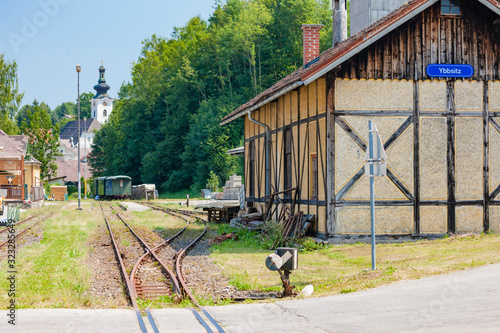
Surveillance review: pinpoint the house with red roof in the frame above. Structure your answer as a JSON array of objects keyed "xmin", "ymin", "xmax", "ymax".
[{"xmin": 0, "ymin": 130, "xmax": 44, "ymax": 205}]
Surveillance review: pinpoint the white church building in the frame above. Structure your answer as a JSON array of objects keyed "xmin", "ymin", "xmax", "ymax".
[{"xmin": 91, "ymin": 63, "xmax": 114, "ymax": 124}]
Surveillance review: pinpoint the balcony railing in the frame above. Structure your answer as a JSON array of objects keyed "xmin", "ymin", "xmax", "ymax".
[{"xmin": 0, "ymin": 186, "xmax": 23, "ymax": 199}]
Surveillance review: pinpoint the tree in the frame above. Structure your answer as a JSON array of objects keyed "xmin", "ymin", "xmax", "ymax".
[
  {"xmin": 77, "ymin": 92, "xmax": 94, "ymax": 120},
  {"xmin": 0, "ymin": 54, "xmax": 24, "ymax": 134},
  {"xmin": 90, "ymin": 0, "xmax": 334, "ymax": 193},
  {"xmin": 16, "ymin": 101, "xmax": 51, "ymax": 127},
  {"xmin": 20, "ymin": 100, "xmax": 61, "ymax": 180}
]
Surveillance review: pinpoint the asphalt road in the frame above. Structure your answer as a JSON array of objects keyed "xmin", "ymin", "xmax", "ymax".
[{"xmin": 1, "ymin": 263, "xmax": 499, "ymax": 332}]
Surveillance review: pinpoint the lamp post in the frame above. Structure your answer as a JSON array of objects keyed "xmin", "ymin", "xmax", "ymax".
[
  {"xmin": 76, "ymin": 64, "xmax": 82, "ymax": 210},
  {"xmin": 84, "ymin": 116, "xmax": 87, "ymax": 199}
]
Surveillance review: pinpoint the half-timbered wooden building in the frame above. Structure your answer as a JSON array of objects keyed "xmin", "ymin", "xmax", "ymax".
[{"xmin": 220, "ymin": 0, "xmax": 500, "ymax": 239}]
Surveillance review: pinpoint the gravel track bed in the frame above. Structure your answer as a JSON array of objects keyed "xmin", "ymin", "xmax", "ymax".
[
  {"xmin": 106, "ymin": 214, "xmax": 145, "ymax": 274},
  {"xmin": 86, "ymin": 222, "xmax": 128, "ymax": 308},
  {"xmin": 89, "ymin": 205, "xmax": 277, "ymax": 306}
]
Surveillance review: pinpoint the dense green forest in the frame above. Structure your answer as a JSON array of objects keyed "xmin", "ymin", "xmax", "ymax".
[{"xmin": 88, "ymin": 0, "xmax": 336, "ymax": 192}]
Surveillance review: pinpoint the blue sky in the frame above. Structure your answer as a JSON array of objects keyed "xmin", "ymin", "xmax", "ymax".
[{"xmin": 0, "ymin": 0, "xmax": 217, "ymax": 109}]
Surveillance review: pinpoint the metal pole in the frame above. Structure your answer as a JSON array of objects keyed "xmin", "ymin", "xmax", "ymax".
[
  {"xmin": 84, "ymin": 117, "xmax": 87, "ymax": 200},
  {"xmin": 77, "ymin": 66, "xmax": 82, "ymax": 210},
  {"xmin": 369, "ymin": 120, "xmax": 376, "ymax": 270}
]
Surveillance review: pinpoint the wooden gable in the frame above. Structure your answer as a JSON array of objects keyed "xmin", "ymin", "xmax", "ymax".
[{"xmin": 338, "ymin": 1, "xmax": 500, "ymax": 81}]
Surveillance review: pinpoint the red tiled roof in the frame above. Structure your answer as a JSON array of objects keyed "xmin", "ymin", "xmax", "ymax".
[
  {"xmin": 220, "ymin": 0, "xmax": 500, "ymax": 125},
  {"xmin": 0, "ymin": 130, "xmax": 28, "ymax": 159}
]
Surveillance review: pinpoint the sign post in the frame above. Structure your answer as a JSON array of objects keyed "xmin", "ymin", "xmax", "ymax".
[{"xmin": 366, "ymin": 121, "xmax": 387, "ymax": 270}]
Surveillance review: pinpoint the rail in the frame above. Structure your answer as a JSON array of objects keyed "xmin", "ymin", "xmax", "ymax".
[
  {"xmin": 0, "ymin": 213, "xmax": 53, "ymax": 248},
  {"xmin": 99, "ymin": 204, "xmax": 148, "ymax": 333},
  {"xmin": 140, "ymin": 202, "xmax": 225, "ymax": 333}
]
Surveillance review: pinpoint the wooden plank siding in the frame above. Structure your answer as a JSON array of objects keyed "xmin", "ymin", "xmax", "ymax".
[
  {"xmin": 245, "ymin": 79, "xmax": 328, "ymax": 232},
  {"xmin": 338, "ymin": 3, "xmax": 500, "ymax": 81},
  {"xmin": 243, "ymin": 2, "xmax": 500, "ymax": 237}
]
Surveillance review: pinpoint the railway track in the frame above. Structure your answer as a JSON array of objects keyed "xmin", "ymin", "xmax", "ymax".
[
  {"xmin": 140, "ymin": 202, "xmax": 225, "ymax": 333},
  {"xmin": 0, "ymin": 213, "xmax": 53, "ymax": 249},
  {"xmin": 101, "ymin": 202, "xmax": 225, "ymax": 333}
]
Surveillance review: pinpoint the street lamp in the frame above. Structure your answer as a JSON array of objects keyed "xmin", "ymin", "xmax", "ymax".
[
  {"xmin": 84, "ymin": 116, "xmax": 87, "ymax": 199},
  {"xmin": 76, "ymin": 64, "xmax": 82, "ymax": 210}
]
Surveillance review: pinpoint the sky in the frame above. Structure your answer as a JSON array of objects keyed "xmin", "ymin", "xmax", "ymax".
[{"xmin": 0, "ymin": 0, "xmax": 217, "ymax": 110}]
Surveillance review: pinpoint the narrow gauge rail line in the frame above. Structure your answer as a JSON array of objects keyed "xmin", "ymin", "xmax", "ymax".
[
  {"xmin": 0, "ymin": 213, "xmax": 53, "ymax": 249},
  {"xmin": 100, "ymin": 203, "xmax": 149, "ymax": 333},
  {"xmin": 141, "ymin": 202, "xmax": 225, "ymax": 333},
  {"xmin": 101, "ymin": 203, "xmax": 184, "ymax": 333}
]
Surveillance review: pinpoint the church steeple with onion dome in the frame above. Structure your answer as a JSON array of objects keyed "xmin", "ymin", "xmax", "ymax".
[{"xmin": 90, "ymin": 60, "xmax": 114, "ymax": 124}]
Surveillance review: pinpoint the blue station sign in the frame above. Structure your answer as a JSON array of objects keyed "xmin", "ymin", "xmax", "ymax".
[{"xmin": 426, "ymin": 64, "xmax": 474, "ymax": 78}]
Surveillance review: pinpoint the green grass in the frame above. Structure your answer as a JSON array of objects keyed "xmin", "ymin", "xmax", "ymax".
[
  {"xmin": 0, "ymin": 203, "xmax": 94, "ymax": 309},
  {"xmin": 210, "ymin": 229, "xmax": 500, "ymax": 298}
]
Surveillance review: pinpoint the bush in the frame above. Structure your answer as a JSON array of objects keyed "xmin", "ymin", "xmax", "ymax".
[
  {"xmin": 67, "ymin": 185, "xmax": 77, "ymax": 196},
  {"xmin": 298, "ymin": 237, "xmax": 327, "ymax": 253}
]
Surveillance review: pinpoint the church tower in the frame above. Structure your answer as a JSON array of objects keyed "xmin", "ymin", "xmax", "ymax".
[{"xmin": 91, "ymin": 62, "xmax": 114, "ymax": 124}]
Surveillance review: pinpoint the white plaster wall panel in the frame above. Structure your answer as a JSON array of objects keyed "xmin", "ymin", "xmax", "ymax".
[
  {"xmin": 420, "ymin": 206, "xmax": 447, "ymax": 233},
  {"xmin": 455, "ymin": 206, "xmax": 483, "ymax": 233},
  {"xmin": 335, "ymin": 206, "xmax": 412, "ymax": 234},
  {"xmin": 345, "ymin": 116, "xmax": 407, "ymax": 147},
  {"xmin": 489, "ymin": 122, "xmax": 500, "ymax": 196},
  {"xmin": 489, "ymin": 206, "xmax": 500, "ymax": 232},
  {"xmin": 419, "ymin": 80, "xmax": 447, "ymax": 111},
  {"xmin": 455, "ymin": 118, "xmax": 483, "ymax": 200},
  {"xmin": 335, "ymin": 79, "xmax": 413, "ymax": 111},
  {"xmin": 344, "ymin": 169, "xmax": 408, "ymax": 200},
  {"xmin": 490, "ymin": 82, "xmax": 500, "ymax": 111},
  {"xmin": 385, "ymin": 125, "xmax": 414, "ymax": 190},
  {"xmin": 335, "ymin": 122, "xmax": 365, "ymax": 191},
  {"xmin": 420, "ymin": 118, "xmax": 447, "ymax": 200},
  {"xmin": 455, "ymin": 81, "xmax": 483, "ymax": 112}
]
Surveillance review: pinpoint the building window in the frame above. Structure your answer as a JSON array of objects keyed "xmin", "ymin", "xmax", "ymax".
[
  {"xmin": 284, "ymin": 129, "xmax": 292, "ymax": 198},
  {"xmin": 120, "ymin": 179, "xmax": 123, "ymax": 188},
  {"xmin": 103, "ymin": 109, "xmax": 107, "ymax": 117},
  {"xmin": 249, "ymin": 140, "xmax": 255, "ymax": 197},
  {"xmin": 311, "ymin": 154, "xmax": 318, "ymax": 199},
  {"xmin": 441, "ymin": 0, "xmax": 461, "ymax": 15}
]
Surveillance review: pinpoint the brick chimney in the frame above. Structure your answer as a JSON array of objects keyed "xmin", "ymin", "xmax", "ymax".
[{"xmin": 300, "ymin": 24, "xmax": 324, "ymax": 66}]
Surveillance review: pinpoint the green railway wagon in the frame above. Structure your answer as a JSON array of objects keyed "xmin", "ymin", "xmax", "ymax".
[
  {"xmin": 97, "ymin": 177, "xmax": 106, "ymax": 197},
  {"xmin": 104, "ymin": 176, "xmax": 131, "ymax": 198}
]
